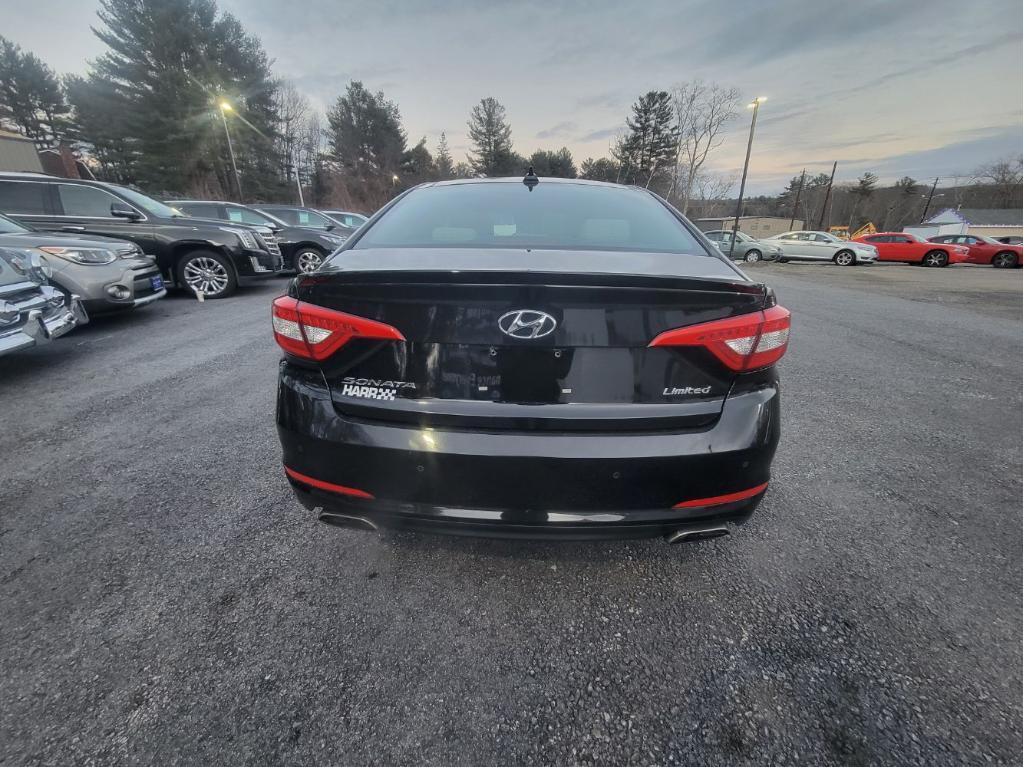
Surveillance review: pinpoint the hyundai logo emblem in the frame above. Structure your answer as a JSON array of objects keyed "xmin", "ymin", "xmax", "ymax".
[{"xmin": 497, "ymin": 309, "xmax": 558, "ymax": 339}]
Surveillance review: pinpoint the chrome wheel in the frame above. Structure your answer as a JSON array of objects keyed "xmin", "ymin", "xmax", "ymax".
[
  {"xmin": 834, "ymin": 251, "xmax": 855, "ymax": 266},
  {"xmin": 183, "ymin": 256, "xmax": 230, "ymax": 295},
  {"xmin": 744, "ymin": 250, "xmax": 762, "ymax": 263},
  {"xmin": 296, "ymin": 249, "xmax": 323, "ymax": 273},
  {"xmin": 923, "ymin": 250, "xmax": 948, "ymax": 267}
]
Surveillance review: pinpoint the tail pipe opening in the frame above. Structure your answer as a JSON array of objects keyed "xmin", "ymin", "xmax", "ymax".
[
  {"xmin": 318, "ymin": 512, "xmax": 379, "ymax": 533},
  {"xmin": 664, "ymin": 526, "xmax": 730, "ymax": 544}
]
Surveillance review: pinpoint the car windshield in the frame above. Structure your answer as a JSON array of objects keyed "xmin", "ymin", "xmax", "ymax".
[
  {"xmin": 110, "ymin": 185, "xmax": 182, "ymax": 218},
  {"xmin": 355, "ymin": 182, "xmax": 706, "ymax": 254},
  {"xmin": 0, "ymin": 213, "xmax": 31, "ymax": 234}
]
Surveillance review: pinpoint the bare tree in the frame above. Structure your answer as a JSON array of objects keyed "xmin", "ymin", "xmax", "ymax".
[
  {"xmin": 669, "ymin": 81, "xmax": 740, "ymax": 215},
  {"xmin": 275, "ymin": 82, "xmax": 310, "ymax": 200},
  {"xmin": 973, "ymin": 156, "xmax": 1023, "ymax": 208},
  {"xmin": 690, "ymin": 171, "xmax": 735, "ymax": 218}
]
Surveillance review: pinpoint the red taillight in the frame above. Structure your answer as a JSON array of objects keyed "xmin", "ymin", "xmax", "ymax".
[
  {"xmin": 284, "ymin": 466, "xmax": 374, "ymax": 499},
  {"xmin": 271, "ymin": 296, "xmax": 405, "ymax": 361},
  {"xmin": 649, "ymin": 305, "xmax": 790, "ymax": 372},
  {"xmin": 673, "ymin": 481, "xmax": 769, "ymax": 509}
]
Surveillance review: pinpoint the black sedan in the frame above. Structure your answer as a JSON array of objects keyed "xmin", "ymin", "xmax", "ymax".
[{"xmin": 272, "ymin": 177, "xmax": 790, "ymax": 542}]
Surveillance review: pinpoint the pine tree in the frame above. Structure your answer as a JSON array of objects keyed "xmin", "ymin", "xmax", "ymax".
[
  {"xmin": 400, "ymin": 137, "xmax": 435, "ymax": 184},
  {"xmin": 435, "ymin": 132, "xmax": 454, "ymax": 178},
  {"xmin": 0, "ymin": 36, "xmax": 74, "ymax": 146},
  {"xmin": 70, "ymin": 0, "xmax": 283, "ymax": 196},
  {"xmin": 614, "ymin": 91, "xmax": 678, "ymax": 189},
  {"xmin": 580, "ymin": 157, "xmax": 619, "ymax": 182},
  {"xmin": 467, "ymin": 97, "xmax": 519, "ymax": 177},
  {"xmin": 529, "ymin": 147, "xmax": 577, "ymax": 178},
  {"xmin": 326, "ymin": 81, "xmax": 407, "ymax": 209},
  {"xmin": 327, "ymin": 81, "xmax": 406, "ymax": 179}
]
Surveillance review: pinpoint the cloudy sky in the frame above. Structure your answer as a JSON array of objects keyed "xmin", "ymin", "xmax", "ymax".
[{"xmin": 4, "ymin": 0, "xmax": 1022, "ymax": 193}]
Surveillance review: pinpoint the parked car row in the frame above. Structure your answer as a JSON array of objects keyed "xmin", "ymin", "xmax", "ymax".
[
  {"xmin": 167, "ymin": 200, "xmax": 354, "ymax": 274},
  {"xmin": 0, "ymin": 172, "xmax": 283, "ymax": 301},
  {"xmin": 0, "ymin": 171, "xmax": 376, "ymax": 358},
  {"xmin": 703, "ymin": 225, "xmax": 1022, "ymax": 269}
]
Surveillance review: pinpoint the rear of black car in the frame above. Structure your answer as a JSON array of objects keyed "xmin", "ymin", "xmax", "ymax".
[{"xmin": 274, "ymin": 179, "xmax": 789, "ymax": 541}]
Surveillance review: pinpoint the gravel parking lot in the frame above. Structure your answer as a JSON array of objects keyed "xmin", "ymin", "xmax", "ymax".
[{"xmin": 2, "ymin": 264, "xmax": 1022, "ymax": 766}]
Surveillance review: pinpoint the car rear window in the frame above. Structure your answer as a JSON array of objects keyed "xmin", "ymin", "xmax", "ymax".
[{"xmin": 354, "ymin": 182, "xmax": 708, "ymax": 254}]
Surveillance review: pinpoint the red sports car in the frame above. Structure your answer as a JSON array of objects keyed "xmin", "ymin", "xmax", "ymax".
[
  {"xmin": 853, "ymin": 232, "xmax": 969, "ymax": 267},
  {"xmin": 927, "ymin": 234, "xmax": 1023, "ymax": 268}
]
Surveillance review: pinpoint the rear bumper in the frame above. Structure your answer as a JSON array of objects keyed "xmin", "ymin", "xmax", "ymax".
[{"xmin": 276, "ymin": 364, "xmax": 781, "ymax": 539}]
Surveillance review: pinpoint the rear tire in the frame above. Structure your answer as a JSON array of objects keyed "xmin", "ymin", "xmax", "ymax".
[
  {"xmin": 176, "ymin": 250, "xmax": 237, "ymax": 299},
  {"xmin": 834, "ymin": 250, "xmax": 855, "ymax": 266},
  {"xmin": 922, "ymin": 250, "xmax": 949, "ymax": 268},
  {"xmin": 744, "ymin": 249, "xmax": 762, "ymax": 263},
  {"xmin": 992, "ymin": 251, "xmax": 1018, "ymax": 268}
]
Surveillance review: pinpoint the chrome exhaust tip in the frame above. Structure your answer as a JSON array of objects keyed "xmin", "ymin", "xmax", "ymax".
[
  {"xmin": 665, "ymin": 526, "xmax": 729, "ymax": 544},
  {"xmin": 318, "ymin": 512, "xmax": 379, "ymax": 533}
]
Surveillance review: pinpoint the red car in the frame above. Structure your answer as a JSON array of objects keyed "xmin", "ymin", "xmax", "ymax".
[
  {"xmin": 927, "ymin": 234, "xmax": 1023, "ymax": 268},
  {"xmin": 853, "ymin": 232, "xmax": 969, "ymax": 267}
]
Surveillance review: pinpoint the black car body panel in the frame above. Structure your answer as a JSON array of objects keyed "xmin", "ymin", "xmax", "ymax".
[
  {"xmin": 274, "ymin": 178, "xmax": 786, "ymax": 540},
  {"xmin": 166, "ymin": 200, "xmax": 347, "ymax": 271},
  {"xmin": 0, "ymin": 173, "xmax": 281, "ymax": 288}
]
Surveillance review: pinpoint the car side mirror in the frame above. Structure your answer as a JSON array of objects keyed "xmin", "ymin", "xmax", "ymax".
[
  {"xmin": 110, "ymin": 201, "xmax": 141, "ymax": 221},
  {"xmin": 325, "ymin": 223, "xmax": 336, "ymax": 231}
]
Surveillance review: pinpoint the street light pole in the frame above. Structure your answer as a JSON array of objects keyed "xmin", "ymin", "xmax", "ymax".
[
  {"xmin": 729, "ymin": 97, "xmax": 765, "ymax": 258},
  {"xmin": 219, "ymin": 101, "xmax": 243, "ymax": 201}
]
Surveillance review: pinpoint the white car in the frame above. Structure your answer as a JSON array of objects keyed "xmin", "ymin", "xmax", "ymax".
[{"xmin": 765, "ymin": 231, "xmax": 877, "ymax": 265}]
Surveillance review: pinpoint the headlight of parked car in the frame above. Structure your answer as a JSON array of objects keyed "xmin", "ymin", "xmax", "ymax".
[
  {"xmin": 38, "ymin": 246, "xmax": 116, "ymax": 266},
  {"xmin": 220, "ymin": 226, "xmax": 259, "ymax": 250},
  {"xmin": 324, "ymin": 234, "xmax": 347, "ymax": 245}
]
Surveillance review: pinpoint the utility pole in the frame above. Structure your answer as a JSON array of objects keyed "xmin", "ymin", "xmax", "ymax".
[
  {"xmin": 219, "ymin": 101, "xmax": 242, "ymax": 201},
  {"xmin": 816, "ymin": 161, "xmax": 837, "ymax": 230},
  {"xmin": 789, "ymin": 168, "xmax": 805, "ymax": 230},
  {"xmin": 920, "ymin": 176, "xmax": 939, "ymax": 222},
  {"xmin": 729, "ymin": 96, "xmax": 766, "ymax": 258}
]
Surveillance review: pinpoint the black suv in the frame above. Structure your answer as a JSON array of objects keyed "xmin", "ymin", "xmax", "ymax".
[
  {"xmin": 166, "ymin": 200, "xmax": 349, "ymax": 274},
  {"xmin": 0, "ymin": 173, "xmax": 282, "ymax": 298}
]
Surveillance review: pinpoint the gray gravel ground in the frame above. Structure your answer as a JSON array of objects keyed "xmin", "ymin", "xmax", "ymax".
[{"xmin": 2, "ymin": 264, "xmax": 1021, "ymax": 766}]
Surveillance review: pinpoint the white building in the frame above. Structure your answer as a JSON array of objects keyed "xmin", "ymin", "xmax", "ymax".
[{"xmin": 905, "ymin": 208, "xmax": 1023, "ymax": 240}]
